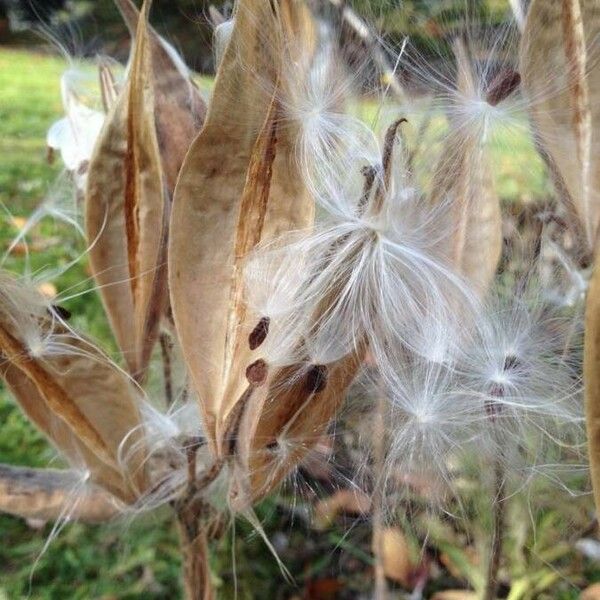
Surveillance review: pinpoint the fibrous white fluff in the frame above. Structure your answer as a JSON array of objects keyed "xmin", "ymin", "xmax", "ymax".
[
  {"xmin": 123, "ymin": 397, "xmax": 218, "ymax": 514},
  {"xmin": 371, "ymin": 286, "xmax": 583, "ymax": 502},
  {"xmin": 47, "ymin": 69, "xmax": 105, "ymax": 175},
  {"xmin": 245, "ymin": 114, "xmax": 478, "ymax": 375},
  {"xmin": 244, "ymin": 66, "xmax": 583, "ymax": 494}
]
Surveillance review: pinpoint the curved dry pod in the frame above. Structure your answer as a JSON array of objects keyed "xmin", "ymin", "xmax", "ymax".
[
  {"xmin": 429, "ymin": 38, "xmax": 502, "ymax": 295},
  {"xmin": 0, "ymin": 275, "xmax": 147, "ymax": 503},
  {"xmin": 86, "ymin": 1, "xmax": 169, "ymax": 378},
  {"xmin": 521, "ymin": 0, "xmax": 600, "ymax": 251},
  {"xmin": 169, "ymin": 0, "xmax": 315, "ymax": 452},
  {"xmin": 231, "ymin": 348, "xmax": 365, "ymax": 508},
  {"xmin": 113, "ymin": 0, "xmax": 206, "ymax": 191}
]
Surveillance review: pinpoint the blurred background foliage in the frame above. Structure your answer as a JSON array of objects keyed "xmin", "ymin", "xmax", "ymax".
[{"xmin": 0, "ymin": 0, "xmax": 521, "ymax": 71}]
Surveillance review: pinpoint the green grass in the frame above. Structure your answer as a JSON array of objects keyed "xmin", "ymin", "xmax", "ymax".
[{"xmin": 0, "ymin": 46, "xmax": 597, "ymax": 599}]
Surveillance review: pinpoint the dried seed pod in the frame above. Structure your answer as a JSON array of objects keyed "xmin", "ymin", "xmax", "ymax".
[
  {"xmin": 521, "ymin": 0, "xmax": 600, "ymax": 252},
  {"xmin": 232, "ymin": 350, "xmax": 365, "ymax": 508},
  {"xmin": 429, "ymin": 38, "xmax": 502, "ymax": 294},
  {"xmin": 0, "ymin": 275, "xmax": 148, "ymax": 503},
  {"xmin": 169, "ymin": 0, "xmax": 316, "ymax": 453},
  {"xmin": 86, "ymin": 0, "xmax": 169, "ymax": 379},
  {"xmin": 114, "ymin": 0, "xmax": 206, "ymax": 191}
]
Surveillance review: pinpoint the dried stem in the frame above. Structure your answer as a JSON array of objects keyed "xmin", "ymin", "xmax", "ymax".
[
  {"xmin": 371, "ymin": 395, "xmax": 388, "ymax": 600},
  {"xmin": 0, "ymin": 464, "xmax": 118, "ymax": 523},
  {"xmin": 327, "ymin": 0, "xmax": 405, "ymax": 101},
  {"xmin": 176, "ymin": 503, "xmax": 214, "ymax": 600},
  {"xmin": 159, "ymin": 332, "xmax": 174, "ymax": 407},
  {"xmin": 561, "ymin": 0, "xmax": 593, "ymax": 247},
  {"xmin": 173, "ymin": 437, "xmax": 224, "ymax": 600},
  {"xmin": 483, "ymin": 452, "xmax": 506, "ymax": 600},
  {"xmin": 483, "ymin": 395, "xmax": 508, "ymax": 600}
]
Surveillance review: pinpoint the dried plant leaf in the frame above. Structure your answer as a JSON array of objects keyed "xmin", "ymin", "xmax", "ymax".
[
  {"xmin": 169, "ymin": 0, "xmax": 315, "ymax": 450},
  {"xmin": 429, "ymin": 39, "xmax": 502, "ymax": 294},
  {"xmin": 86, "ymin": 0, "xmax": 168, "ymax": 378},
  {"xmin": 0, "ymin": 277, "xmax": 148, "ymax": 503},
  {"xmin": 521, "ymin": 0, "xmax": 600, "ymax": 250},
  {"xmin": 114, "ymin": 0, "xmax": 206, "ymax": 191},
  {"xmin": 0, "ymin": 464, "xmax": 118, "ymax": 523},
  {"xmin": 379, "ymin": 527, "xmax": 414, "ymax": 587}
]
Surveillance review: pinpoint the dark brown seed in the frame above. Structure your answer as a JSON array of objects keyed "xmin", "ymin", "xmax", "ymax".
[
  {"xmin": 246, "ymin": 359, "xmax": 268, "ymax": 385},
  {"xmin": 485, "ymin": 69, "xmax": 521, "ymax": 107},
  {"xmin": 305, "ymin": 364, "xmax": 328, "ymax": 394},
  {"xmin": 249, "ymin": 316, "xmax": 270, "ymax": 350},
  {"xmin": 51, "ymin": 305, "xmax": 72, "ymax": 320}
]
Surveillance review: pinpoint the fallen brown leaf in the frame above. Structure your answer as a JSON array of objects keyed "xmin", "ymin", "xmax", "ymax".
[{"xmin": 313, "ymin": 489, "xmax": 371, "ymax": 530}]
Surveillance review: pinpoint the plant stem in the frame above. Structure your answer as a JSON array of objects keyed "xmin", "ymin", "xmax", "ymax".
[
  {"xmin": 176, "ymin": 504, "xmax": 214, "ymax": 600},
  {"xmin": 483, "ymin": 454, "xmax": 506, "ymax": 600},
  {"xmin": 371, "ymin": 395, "xmax": 388, "ymax": 600},
  {"xmin": 174, "ymin": 439, "xmax": 221, "ymax": 600},
  {"xmin": 159, "ymin": 333, "xmax": 173, "ymax": 407}
]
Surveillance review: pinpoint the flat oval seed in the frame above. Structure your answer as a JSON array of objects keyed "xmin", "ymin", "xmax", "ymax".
[
  {"xmin": 50, "ymin": 305, "xmax": 72, "ymax": 321},
  {"xmin": 305, "ymin": 364, "xmax": 328, "ymax": 394},
  {"xmin": 246, "ymin": 359, "xmax": 268, "ymax": 385},
  {"xmin": 249, "ymin": 316, "xmax": 270, "ymax": 350},
  {"xmin": 486, "ymin": 68, "xmax": 521, "ymax": 106}
]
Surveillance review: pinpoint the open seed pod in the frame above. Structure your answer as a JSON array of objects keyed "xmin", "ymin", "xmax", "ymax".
[
  {"xmin": 226, "ymin": 122, "xmax": 408, "ymax": 508},
  {"xmin": 113, "ymin": 0, "xmax": 206, "ymax": 191},
  {"xmin": 0, "ymin": 273, "xmax": 148, "ymax": 504},
  {"xmin": 429, "ymin": 38, "xmax": 502, "ymax": 295},
  {"xmin": 522, "ymin": 0, "xmax": 600, "ymax": 519},
  {"xmin": 86, "ymin": 0, "xmax": 205, "ymax": 379},
  {"xmin": 521, "ymin": 0, "xmax": 600, "ymax": 253},
  {"xmin": 169, "ymin": 0, "xmax": 316, "ymax": 454}
]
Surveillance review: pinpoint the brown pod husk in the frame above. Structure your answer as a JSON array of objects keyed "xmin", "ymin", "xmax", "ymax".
[
  {"xmin": 113, "ymin": 0, "xmax": 206, "ymax": 192},
  {"xmin": 0, "ymin": 464, "xmax": 119, "ymax": 523},
  {"xmin": 231, "ymin": 348, "xmax": 365, "ymax": 508},
  {"xmin": 169, "ymin": 0, "xmax": 315, "ymax": 452},
  {"xmin": 521, "ymin": 0, "xmax": 600, "ymax": 251},
  {"xmin": 429, "ymin": 38, "xmax": 502, "ymax": 295},
  {"xmin": 0, "ymin": 276, "xmax": 147, "ymax": 503},
  {"xmin": 585, "ymin": 250, "xmax": 600, "ymax": 515},
  {"xmin": 86, "ymin": 0, "xmax": 169, "ymax": 379}
]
